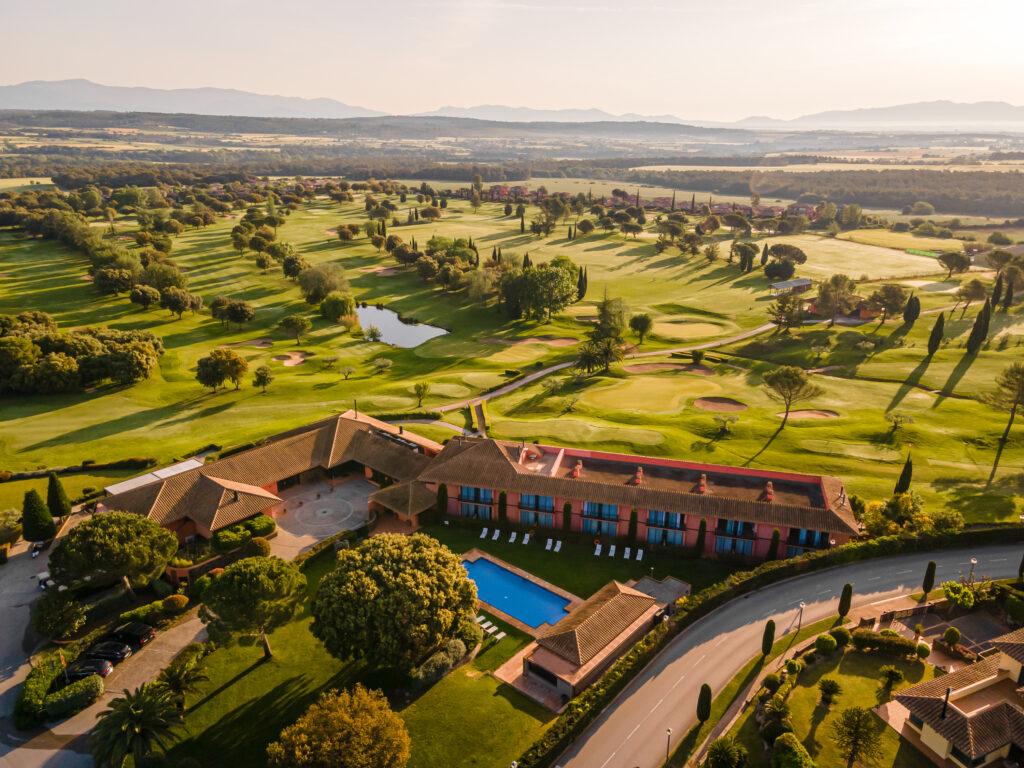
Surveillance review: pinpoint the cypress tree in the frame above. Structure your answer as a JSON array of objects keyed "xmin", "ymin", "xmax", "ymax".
[
  {"xmin": 21, "ymin": 490, "xmax": 56, "ymax": 542},
  {"xmin": 520, "ymin": 218, "xmax": 525, "ymax": 233},
  {"xmin": 690, "ymin": 193, "xmax": 696, "ymax": 211},
  {"xmin": 381, "ymin": 221, "xmax": 387, "ymax": 237},
  {"xmin": 1018, "ymin": 552, "xmax": 1024, "ymax": 585},
  {"xmin": 894, "ymin": 454, "xmax": 913, "ymax": 494},
  {"xmin": 980, "ymin": 298, "xmax": 991, "ymax": 338},
  {"xmin": 838, "ymin": 583, "xmax": 853, "ymax": 618},
  {"xmin": 967, "ymin": 302, "xmax": 988, "ymax": 354},
  {"xmin": 903, "ymin": 294, "xmax": 921, "ymax": 326},
  {"xmin": 762, "ymin": 620, "xmax": 775, "ymax": 656},
  {"xmin": 1004, "ymin": 278, "xmax": 1015, "ymax": 310},
  {"xmin": 46, "ymin": 472, "xmax": 71, "ymax": 520},
  {"xmin": 498, "ymin": 491, "xmax": 507, "ymax": 523},
  {"xmin": 628, "ymin": 507, "xmax": 638, "ymax": 542},
  {"xmin": 766, "ymin": 528, "xmax": 780, "ymax": 560},
  {"xmin": 562, "ymin": 501, "xmax": 572, "ymax": 533},
  {"xmin": 923, "ymin": 560, "xmax": 936, "ymax": 595},
  {"xmin": 993, "ymin": 272, "xmax": 1004, "ymax": 302},
  {"xmin": 760, "ymin": 242, "xmax": 769, "ymax": 266},
  {"xmin": 697, "ymin": 684, "xmax": 712, "ymax": 723},
  {"xmin": 695, "ymin": 518, "xmax": 707, "ymax": 555},
  {"xmin": 927, "ymin": 312, "xmax": 944, "ymax": 356},
  {"xmin": 670, "ymin": 190, "xmax": 676, "ymax": 211},
  {"xmin": 435, "ymin": 483, "xmax": 448, "ymax": 523}
]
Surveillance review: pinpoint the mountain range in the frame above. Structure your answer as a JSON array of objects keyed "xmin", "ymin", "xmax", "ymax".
[{"xmin": 3, "ymin": 80, "xmax": 1024, "ymax": 131}]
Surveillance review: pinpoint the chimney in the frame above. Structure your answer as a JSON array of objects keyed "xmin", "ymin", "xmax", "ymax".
[
  {"xmin": 572, "ymin": 460, "xmax": 583, "ymax": 478},
  {"xmin": 232, "ymin": 490, "xmax": 239, "ymax": 502},
  {"xmin": 634, "ymin": 466, "xmax": 644, "ymax": 485},
  {"xmin": 941, "ymin": 686, "xmax": 952, "ymax": 719},
  {"xmin": 765, "ymin": 481, "xmax": 774, "ymax": 502},
  {"xmin": 699, "ymin": 473, "xmax": 707, "ymax": 494},
  {"xmin": 399, "ymin": 425, "xmax": 404, "ymax": 434}
]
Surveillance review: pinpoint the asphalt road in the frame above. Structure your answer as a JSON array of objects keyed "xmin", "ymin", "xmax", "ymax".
[{"xmin": 557, "ymin": 543, "xmax": 1023, "ymax": 768}]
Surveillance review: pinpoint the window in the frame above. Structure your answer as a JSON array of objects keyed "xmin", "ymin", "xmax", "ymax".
[
  {"xmin": 582, "ymin": 518, "xmax": 618, "ymax": 536},
  {"xmin": 460, "ymin": 503, "xmax": 491, "ymax": 520},
  {"xmin": 520, "ymin": 494, "xmax": 554, "ymax": 511},
  {"xmin": 459, "ymin": 487, "xmax": 493, "ymax": 503},
  {"xmin": 907, "ymin": 713, "xmax": 923, "ymax": 729},
  {"xmin": 583, "ymin": 502, "xmax": 617, "ymax": 520},
  {"xmin": 647, "ymin": 528, "xmax": 684, "ymax": 546},
  {"xmin": 715, "ymin": 537, "xmax": 753, "ymax": 556},
  {"xmin": 526, "ymin": 660, "xmax": 559, "ymax": 687},
  {"xmin": 521, "ymin": 510, "xmax": 555, "ymax": 528},
  {"xmin": 788, "ymin": 529, "xmax": 828, "ymax": 548},
  {"xmin": 718, "ymin": 519, "xmax": 754, "ymax": 538}
]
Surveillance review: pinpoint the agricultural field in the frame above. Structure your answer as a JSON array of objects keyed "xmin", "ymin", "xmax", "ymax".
[{"xmin": 1, "ymin": 187, "xmax": 1020, "ymax": 523}]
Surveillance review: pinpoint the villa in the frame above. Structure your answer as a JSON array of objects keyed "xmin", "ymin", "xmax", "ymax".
[{"xmin": 896, "ymin": 629, "xmax": 1024, "ymax": 767}]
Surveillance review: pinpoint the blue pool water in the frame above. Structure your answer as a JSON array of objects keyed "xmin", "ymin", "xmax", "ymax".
[{"xmin": 463, "ymin": 558, "xmax": 570, "ymax": 629}]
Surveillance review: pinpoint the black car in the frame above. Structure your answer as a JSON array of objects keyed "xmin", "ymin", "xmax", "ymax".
[
  {"xmin": 110, "ymin": 622, "xmax": 156, "ymax": 649},
  {"xmin": 65, "ymin": 658, "xmax": 113, "ymax": 682},
  {"xmin": 85, "ymin": 640, "xmax": 132, "ymax": 663}
]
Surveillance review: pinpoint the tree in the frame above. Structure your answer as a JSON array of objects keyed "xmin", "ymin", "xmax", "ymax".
[
  {"xmin": 767, "ymin": 293, "xmax": 805, "ymax": 331},
  {"xmin": 942, "ymin": 581, "xmax": 975, "ymax": 611},
  {"xmin": 922, "ymin": 560, "xmax": 936, "ymax": 596},
  {"xmin": 879, "ymin": 665, "xmax": 904, "ymax": 688},
  {"xmin": 372, "ymin": 358, "xmax": 393, "ymax": 375},
  {"xmin": 319, "ymin": 292, "xmax": 355, "ymax": 323},
  {"xmin": 266, "ymin": 686, "xmax": 410, "ymax": 768},
  {"xmin": 364, "ymin": 325, "xmax": 382, "ymax": 343},
  {"xmin": 927, "ymin": 312, "xmax": 944, "ymax": 356},
  {"xmin": 196, "ymin": 348, "xmax": 248, "ymax": 391},
  {"xmin": 46, "ymin": 472, "xmax": 71, "ymax": 521},
  {"xmin": 31, "ymin": 590, "xmax": 86, "ymax": 640},
  {"xmin": 311, "ymin": 534, "xmax": 476, "ymax": 671},
  {"xmin": 413, "ymin": 381, "xmax": 430, "ymax": 407},
  {"xmin": 938, "ymin": 251, "xmax": 971, "ymax": 279},
  {"xmin": 339, "ymin": 365, "xmax": 356, "ymax": 380},
  {"xmin": 818, "ymin": 678, "xmax": 843, "ymax": 705},
  {"xmin": 200, "ymin": 556, "xmax": 305, "ymax": 658},
  {"xmin": 838, "ymin": 583, "xmax": 853, "ymax": 618},
  {"xmin": 629, "ymin": 314, "xmax": 653, "ymax": 344},
  {"xmin": 155, "ymin": 660, "xmax": 209, "ymax": 712},
  {"xmin": 255, "ymin": 253, "xmax": 273, "ymax": 273},
  {"xmin": 762, "ymin": 620, "xmax": 776, "ymax": 656},
  {"xmin": 818, "ymin": 274, "xmax": 857, "ymax": 326},
  {"xmin": 894, "ymin": 454, "xmax": 913, "ymax": 494},
  {"xmin": 944, "ymin": 626, "xmax": 962, "ymax": 647},
  {"xmin": 866, "ymin": 284, "xmax": 908, "ymax": 324},
  {"xmin": 762, "ymin": 366, "xmax": 825, "ymax": 426},
  {"xmin": 706, "ymin": 736, "xmax": 748, "ymax": 768},
  {"xmin": 902, "ymin": 294, "xmax": 921, "ymax": 326},
  {"xmin": 986, "ymin": 362, "xmax": 1024, "ymax": 442},
  {"xmin": 129, "ymin": 285, "xmax": 161, "ymax": 310},
  {"xmin": 772, "ymin": 733, "xmax": 815, "ymax": 768},
  {"xmin": 225, "ymin": 300, "xmax": 255, "ymax": 328},
  {"xmin": 253, "ymin": 365, "xmax": 274, "ymax": 393},
  {"xmin": 830, "ymin": 707, "xmax": 882, "ymax": 767},
  {"xmin": 298, "ymin": 264, "xmax": 347, "ymax": 304},
  {"xmin": 160, "ymin": 287, "xmax": 199, "ymax": 319},
  {"xmin": 278, "ymin": 315, "xmax": 312, "ymax": 344},
  {"xmin": 90, "ymin": 684, "xmax": 181, "ymax": 768},
  {"xmin": 282, "ymin": 253, "xmax": 310, "ymax": 280},
  {"xmin": 766, "ymin": 528, "xmax": 780, "ymax": 560},
  {"xmin": 697, "ymin": 683, "xmax": 712, "ymax": 723},
  {"xmin": 955, "ymin": 279, "xmax": 987, "ymax": 317},
  {"xmin": 21, "ymin": 489, "xmax": 56, "ymax": 542},
  {"xmin": 966, "ymin": 299, "xmax": 992, "ymax": 354},
  {"xmin": 695, "ymin": 517, "xmax": 707, "ymax": 555}
]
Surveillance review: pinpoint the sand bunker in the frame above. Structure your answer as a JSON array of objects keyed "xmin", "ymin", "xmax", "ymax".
[
  {"xmin": 273, "ymin": 351, "xmax": 315, "ymax": 367},
  {"xmin": 222, "ymin": 337, "xmax": 274, "ymax": 349},
  {"xmin": 903, "ymin": 280, "xmax": 959, "ymax": 293},
  {"xmin": 779, "ymin": 409, "xmax": 839, "ymax": 419},
  {"xmin": 695, "ymin": 397, "xmax": 748, "ymax": 412},
  {"xmin": 362, "ymin": 266, "xmax": 398, "ymax": 276},
  {"xmin": 80, "ymin": 274, "xmax": 94, "ymax": 282},
  {"xmin": 480, "ymin": 336, "xmax": 577, "ymax": 347},
  {"xmin": 623, "ymin": 362, "xmax": 714, "ymax": 375},
  {"xmin": 324, "ymin": 229, "xmax": 337, "ymax": 236}
]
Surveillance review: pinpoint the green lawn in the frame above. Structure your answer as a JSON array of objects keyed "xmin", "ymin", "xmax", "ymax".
[
  {"xmin": 837, "ymin": 228, "xmax": 966, "ymax": 254},
  {"xmin": 471, "ymin": 611, "xmax": 532, "ymax": 673},
  {"xmin": 422, "ymin": 524, "xmax": 737, "ymax": 598},
  {"xmin": 730, "ymin": 649, "xmax": 938, "ymax": 768}
]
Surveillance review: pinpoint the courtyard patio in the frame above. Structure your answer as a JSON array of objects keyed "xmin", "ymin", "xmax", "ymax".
[{"xmin": 268, "ymin": 477, "xmax": 375, "ymax": 559}]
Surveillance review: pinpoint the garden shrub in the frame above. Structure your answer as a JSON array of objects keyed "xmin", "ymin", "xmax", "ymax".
[
  {"xmin": 42, "ymin": 674, "xmax": 104, "ymax": 720},
  {"xmin": 414, "ymin": 639, "xmax": 468, "ymax": 685},
  {"xmin": 212, "ymin": 526, "xmax": 251, "ymax": 554},
  {"xmin": 455, "ymin": 615, "xmax": 484, "ymax": 651},
  {"xmin": 1007, "ymin": 595, "xmax": 1024, "ymax": 625},
  {"xmin": 943, "ymin": 627, "xmax": 961, "ymax": 647},
  {"xmin": 241, "ymin": 536, "xmax": 271, "ymax": 558},
  {"xmin": 851, "ymin": 629, "xmax": 916, "ymax": 656},
  {"xmin": 814, "ymin": 634, "xmax": 838, "ymax": 654},
  {"xmin": 162, "ymin": 594, "xmax": 189, "ymax": 614},
  {"xmin": 243, "ymin": 514, "xmax": 276, "ymax": 537},
  {"xmin": 829, "ymin": 626, "xmax": 851, "ymax": 647},
  {"xmin": 785, "ymin": 659, "xmax": 803, "ymax": 675},
  {"xmin": 14, "ymin": 651, "xmax": 68, "ymax": 729},
  {"xmin": 916, "ymin": 643, "xmax": 931, "ymax": 659},
  {"xmin": 759, "ymin": 716, "xmax": 793, "ymax": 743},
  {"xmin": 190, "ymin": 575, "xmax": 211, "ymax": 600},
  {"xmin": 879, "ymin": 628, "xmax": 899, "ymax": 637},
  {"xmin": 119, "ymin": 599, "xmax": 165, "ymax": 626},
  {"xmin": 150, "ymin": 579, "xmax": 173, "ymax": 599},
  {"xmin": 763, "ymin": 673, "xmax": 781, "ymax": 693},
  {"xmin": 168, "ymin": 556, "xmax": 193, "ymax": 568},
  {"xmin": 772, "ymin": 732, "xmax": 816, "ymax": 768}
]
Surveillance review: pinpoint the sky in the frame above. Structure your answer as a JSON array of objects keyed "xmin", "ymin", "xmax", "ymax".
[{"xmin": 5, "ymin": 0, "xmax": 1024, "ymax": 121}]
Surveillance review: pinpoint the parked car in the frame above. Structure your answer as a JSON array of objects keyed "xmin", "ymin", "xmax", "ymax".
[
  {"xmin": 65, "ymin": 658, "xmax": 113, "ymax": 682},
  {"xmin": 84, "ymin": 640, "xmax": 132, "ymax": 663},
  {"xmin": 110, "ymin": 622, "xmax": 155, "ymax": 649}
]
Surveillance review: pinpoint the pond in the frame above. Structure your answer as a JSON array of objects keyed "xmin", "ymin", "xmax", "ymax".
[{"xmin": 355, "ymin": 305, "xmax": 448, "ymax": 348}]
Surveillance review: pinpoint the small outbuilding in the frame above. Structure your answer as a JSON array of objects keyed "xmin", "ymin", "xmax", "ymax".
[{"xmin": 770, "ymin": 278, "xmax": 814, "ymax": 296}]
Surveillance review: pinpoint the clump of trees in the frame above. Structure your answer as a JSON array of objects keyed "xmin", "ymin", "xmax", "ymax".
[
  {"xmin": 857, "ymin": 491, "xmax": 963, "ymax": 537},
  {"xmin": 196, "ymin": 348, "xmax": 248, "ymax": 391}
]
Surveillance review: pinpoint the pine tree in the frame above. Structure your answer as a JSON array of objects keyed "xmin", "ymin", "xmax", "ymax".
[
  {"xmin": 46, "ymin": 472, "xmax": 71, "ymax": 520},
  {"xmin": 21, "ymin": 489, "xmax": 56, "ymax": 542},
  {"xmin": 927, "ymin": 312, "xmax": 944, "ymax": 356},
  {"xmin": 894, "ymin": 454, "xmax": 913, "ymax": 494}
]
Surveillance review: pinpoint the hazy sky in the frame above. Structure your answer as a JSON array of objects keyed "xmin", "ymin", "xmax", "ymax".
[{"xmin": 6, "ymin": 0, "xmax": 1024, "ymax": 120}]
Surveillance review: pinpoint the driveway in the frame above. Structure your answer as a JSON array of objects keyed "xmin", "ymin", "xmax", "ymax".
[{"xmin": 269, "ymin": 478, "xmax": 375, "ymax": 560}]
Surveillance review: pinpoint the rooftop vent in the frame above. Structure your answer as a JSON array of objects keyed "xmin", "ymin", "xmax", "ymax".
[
  {"xmin": 634, "ymin": 466, "xmax": 644, "ymax": 485},
  {"xmin": 699, "ymin": 473, "xmax": 707, "ymax": 494},
  {"xmin": 572, "ymin": 460, "xmax": 583, "ymax": 479},
  {"xmin": 765, "ymin": 481, "xmax": 774, "ymax": 502}
]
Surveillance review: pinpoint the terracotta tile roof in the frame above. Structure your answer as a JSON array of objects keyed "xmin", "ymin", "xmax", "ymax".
[
  {"xmin": 536, "ymin": 581, "xmax": 656, "ymax": 666},
  {"xmin": 418, "ymin": 438, "xmax": 857, "ymax": 535},
  {"xmin": 896, "ymin": 656, "xmax": 1024, "ymax": 760},
  {"xmin": 370, "ymin": 481, "xmax": 437, "ymax": 517},
  {"xmin": 990, "ymin": 628, "xmax": 1024, "ymax": 664}
]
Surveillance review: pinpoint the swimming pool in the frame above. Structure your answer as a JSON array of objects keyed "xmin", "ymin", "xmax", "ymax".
[{"xmin": 463, "ymin": 558, "xmax": 570, "ymax": 629}]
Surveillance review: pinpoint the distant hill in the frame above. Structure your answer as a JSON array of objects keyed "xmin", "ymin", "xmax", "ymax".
[
  {"xmin": 733, "ymin": 101, "xmax": 1024, "ymax": 130},
  {"xmin": 0, "ymin": 79, "xmax": 385, "ymax": 119},
  {"xmin": 414, "ymin": 104, "xmax": 686, "ymax": 123}
]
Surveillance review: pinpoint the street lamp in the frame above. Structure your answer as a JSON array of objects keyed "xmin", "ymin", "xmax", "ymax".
[
  {"xmin": 666, "ymin": 728, "xmax": 672, "ymax": 761},
  {"xmin": 798, "ymin": 601, "xmax": 806, "ymax": 630}
]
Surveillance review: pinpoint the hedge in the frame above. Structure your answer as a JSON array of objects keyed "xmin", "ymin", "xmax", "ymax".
[
  {"xmin": 212, "ymin": 514, "xmax": 276, "ymax": 554},
  {"xmin": 43, "ymin": 674, "xmax": 104, "ymax": 720},
  {"xmin": 772, "ymin": 732, "xmax": 816, "ymax": 768},
  {"xmin": 0, "ymin": 457, "xmax": 157, "ymax": 482},
  {"xmin": 850, "ymin": 629, "xmax": 917, "ymax": 656},
  {"xmin": 515, "ymin": 525, "xmax": 1024, "ymax": 768},
  {"xmin": 14, "ymin": 652, "xmax": 71, "ymax": 729},
  {"xmin": 294, "ymin": 528, "xmax": 357, "ymax": 569}
]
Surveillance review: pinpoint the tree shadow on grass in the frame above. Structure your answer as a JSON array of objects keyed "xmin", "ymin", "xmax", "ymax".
[
  {"xmin": 931, "ymin": 476, "xmax": 1018, "ymax": 521},
  {"xmin": 744, "ymin": 425, "xmax": 784, "ymax": 466},
  {"xmin": 187, "ymin": 657, "xmax": 266, "ymax": 715},
  {"xmin": 885, "ymin": 356, "xmax": 933, "ymax": 412},
  {"xmin": 933, "ymin": 353, "xmax": 977, "ymax": 408},
  {"xmin": 805, "ymin": 704, "xmax": 828, "ymax": 756},
  {"xmin": 493, "ymin": 681, "xmax": 558, "ymax": 723}
]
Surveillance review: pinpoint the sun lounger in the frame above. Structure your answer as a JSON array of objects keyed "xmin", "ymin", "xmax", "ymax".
[
  {"xmin": 636, "ymin": 548, "xmax": 644, "ymax": 561},
  {"xmin": 545, "ymin": 538, "xmax": 553, "ymax": 551},
  {"xmin": 624, "ymin": 547, "xmax": 631, "ymax": 560},
  {"xmin": 492, "ymin": 529, "xmax": 500, "ymax": 541},
  {"xmin": 509, "ymin": 531, "xmax": 518, "ymax": 543},
  {"xmin": 480, "ymin": 621, "xmax": 493, "ymax": 630},
  {"xmin": 594, "ymin": 543, "xmax": 602, "ymax": 556},
  {"xmin": 608, "ymin": 544, "xmax": 616, "ymax": 557},
  {"xmin": 486, "ymin": 625, "xmax": 498, "ymax": 635},
  {"xmin": 494, "ymin": 631, "xmax": 506, "ymax": 641},
  {"xmin": 475, "ymin": 615, "xmax": 486, "ymax": 623},
  {"xmin": 522, "ymin": 533, "xmax": 530, "ymax": 545},
  {"xmin": 479, "ymin": 527, "xmax": 488, "ymax": 539},
  {"xmin": 554, "ymin": 540, "xmax": 562, "ymax": 552}
]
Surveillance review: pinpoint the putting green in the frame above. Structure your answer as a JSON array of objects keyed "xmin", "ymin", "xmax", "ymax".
[
  {"xmin": 800, "ymin": 439, "xmax": 902, "ymax": 462},
  {"xmin": 425, "ymin": 382, "xmax": 473, "ymax": 398},
  {"xmin": 582, "ymin": 377, "xmax": 720, "ymax": 412},
  {"xmin": 413, "ymin": 338, "xmax": 491, "ymax": 359},
  {"xmin": 492, "ymin": 419, "xmax": 665, "ymax": 446},
  {"xmin": 488, "ymin": 343, "xmax": 552, "ymax": 364},
  {"xmin": 651, "ymin": 321, "xmax": 723, "ymax": 340}
]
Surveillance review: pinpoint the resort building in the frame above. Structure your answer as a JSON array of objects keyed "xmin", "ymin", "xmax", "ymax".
[
  {"xmin": 419, "ymin": 437, "xmax": 857, "ymax": 558},
  {"xmin": 896, "ymin": 629, "xmax": 1024, "ymax": 767}
]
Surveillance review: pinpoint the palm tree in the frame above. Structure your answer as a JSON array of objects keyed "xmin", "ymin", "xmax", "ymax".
[
  {"xmin": 595, "ymin": 338, "xmax": 625, "ymax": 372},
  {"xmin": 90, "ymin": 684, "xmax": 181, "ymax": 767},
  {"xmin": 155, "ymin": 661, "xmax": 209, "ymax": 711}
]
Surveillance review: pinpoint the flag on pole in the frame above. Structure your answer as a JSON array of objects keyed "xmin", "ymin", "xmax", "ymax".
[{"xmin": 59, "ymin": 650, "xmax": 66, "ymax": 668}]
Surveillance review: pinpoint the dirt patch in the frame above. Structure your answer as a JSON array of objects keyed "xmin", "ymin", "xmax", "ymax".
[
  {"xmin": 480, "ymin": 336, "xmax": 577, "ymax": 347},
  {"xmin": 623, "ymin": 362, "xmax": 714, "ymax": 375},
  {"xmin": 779, "ymin": 409, "xmax": 839, "ymax": 419},
  {"xmin": 273, "ymin": 351, "xmax": 315, "ymax": 367},
  {"xmin": 80, "ymin": 274, "xmax": 93, "ymax": 282},
  {"xmin": 324, "ymin": 229, "xmax": 337, "ymax": 236},
  {"xmin": 0, "ymin": 273, "xmax": 10, "ymax": 278},
  {"xmin": 695, "ymin": 397, "xmax": 748, "ymax": 412},
  {"xmin": 221, "ymin": 337, "xmax": 274, "ymax": 349},
  {"xmin": 362, "ymin": 265, "xmax": 398, "ymax": 276}
]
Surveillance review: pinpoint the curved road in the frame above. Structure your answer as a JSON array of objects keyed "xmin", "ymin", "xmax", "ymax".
[{"xmin": 557, "ymin": 544, "xmax": 1022, "ymax": 768}]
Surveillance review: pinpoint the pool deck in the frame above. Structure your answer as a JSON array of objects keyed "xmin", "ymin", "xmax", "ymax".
[{"xmin": 463, "ymin": 548, "xmax": 584, "ymax": 638}]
